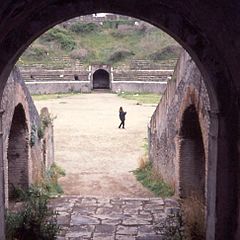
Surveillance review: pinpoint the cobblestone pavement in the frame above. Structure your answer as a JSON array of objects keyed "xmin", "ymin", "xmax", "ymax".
[{"xmin": 50, "ymin": 196, "xmax": 179, "ymax": 240}]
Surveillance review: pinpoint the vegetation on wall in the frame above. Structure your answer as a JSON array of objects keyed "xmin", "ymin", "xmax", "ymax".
[
  {"xmin": 5, "ymin": 186, "xmax": 60, "ymax": 240},
  {"xmin": 6, "ymin": 162, "xmax": 65, "ymax": 239},
  {"xmin": 133, "ymin": 139, "xmax": 174, "ymax": 198},
  {"xmin": 133, "ymin": 161, "xmax": 174, "ymax": 198},
  {"xmin": 42, "ymin": 163, "xmax": 66, "ymax": 196}
]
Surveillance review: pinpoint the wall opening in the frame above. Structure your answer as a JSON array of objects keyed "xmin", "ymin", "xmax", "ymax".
[
  {"xmin": 7, "ymin": 104, "xmax": 29, "ymax": 200},
  {"xmin": 74, "ymin": 74, "xmax": 79, "ymax": 81},
  {"xmin": 93, "ymin": 69, "xmax": 110, "ymax": 89},
  {"xmin": 179, "ymin": 105, "xmax": 206, "ymax": 202}
]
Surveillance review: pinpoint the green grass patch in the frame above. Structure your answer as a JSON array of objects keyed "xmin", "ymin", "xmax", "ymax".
[
  {"xmin": 133, "ymin": 162, "xmax": 174, "ymax": 197},
  {"xmin": 118, "ymin": 92, "xmax": 161, "ymax": 104},
  {"xmin": 32, "ymin": 93, "xmax": 80, "ymax": 101}
]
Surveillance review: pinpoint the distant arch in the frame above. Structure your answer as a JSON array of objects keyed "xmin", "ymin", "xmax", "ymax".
[
  {"xmin": 93, "ymin": 69, "xmax": 110, "ymax": 89},
  {"xmin": 7, "ymin": 104, "xmax": 29, "ymax": 200}
]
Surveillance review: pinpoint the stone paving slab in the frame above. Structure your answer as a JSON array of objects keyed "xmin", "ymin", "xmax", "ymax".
[{"xmin": 50, "ymin": 196, "xmax": 179, "ymax": 240}]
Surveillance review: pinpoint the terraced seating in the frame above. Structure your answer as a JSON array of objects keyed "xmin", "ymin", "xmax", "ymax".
[
  {"xmin": 113, "ymin": 70, "xmax": 173, "ymax": 82},
  {"xmin": 20, "ymin": 69, "xmax": 89, "ymax": 82}
]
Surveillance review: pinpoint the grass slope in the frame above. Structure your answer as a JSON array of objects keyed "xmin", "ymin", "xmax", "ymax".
[{"xmin": 19, "ymin": 17, "xmax": 181, "ymax": 67}]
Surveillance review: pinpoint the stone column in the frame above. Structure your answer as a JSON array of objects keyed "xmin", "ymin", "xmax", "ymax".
[
  {"xmin": 206, "ymin": 110, "xmax": 218, "ymax": 240},
  {"xmin": 0, "ymin": 109, "xmax": 5, "ymax": 239}
]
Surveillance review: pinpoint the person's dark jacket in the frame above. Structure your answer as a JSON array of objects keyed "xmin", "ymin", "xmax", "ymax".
[{"xmin": 119, "ymin": 111, "xmax": 127, "ymax": 121}]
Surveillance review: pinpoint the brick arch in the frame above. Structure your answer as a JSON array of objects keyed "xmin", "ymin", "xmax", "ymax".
[
  {"xmin": 178, "ymin": 104, "xmax": 206, "ymax": 201},
  {"xmin": 0, "ymin": 1, "xmax": 239, "ymax": 239},
  {"xmin": 0, "ymin": 0, "xmax": 230, "ymax": 109},
  {"xmin": 7, "ymin": 103, "xmax": 29, "ymax": 200},
  {"xmin": 175, "ymin": 81, "xmax": 210, "ymax": 197},
  {"xmin": 93, "ymin": 69, "xmax": 110, "ymax": 89}
]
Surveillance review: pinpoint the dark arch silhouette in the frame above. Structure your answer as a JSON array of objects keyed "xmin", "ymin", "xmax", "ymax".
[
  {"xmin": 179, "ymin": 105, "xmax": 205, "ymax": 202},
  {"xmin": 93, "ymin": 69, "xmax": 110, "ymax": 89},
  {"xmin": 7, "ymin": 104, "xmax": 29, "ymax": 200},
  {"xmin": 0, "ymin": 2, "xmax": 239, "ymax": 239}
]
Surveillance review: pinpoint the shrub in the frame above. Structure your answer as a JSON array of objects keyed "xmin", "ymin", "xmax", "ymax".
[
  {"xmin": 38, "ymin": 113, "xmax": 56, "ymax": 140},
  {"xmin": 70, "ymin": 22, "xmax": 99, "ymax": 34},
  {"xmin": 70, "ymin": 48, "xmax": 89, "ymax": 60},
  {"xmin": 37, "ymin": 126, "xmax": 44, "ymax": 140},
  {"xmin": 42, "ymin": 163, "xmax": 66, "ymax": 196},
  {"xmin": 41, "ymin": 28, "xmax": 76, "ymax": 51},
  {"xmin": 23, "ymin": 46, "xmax": 48, "ymax": 61},
  {"xmin": 103, "ymin": 20, "xmax": 135, "ymax": 29},
  {"xmin": 30, "ymin": 125, "xmax": 37, "ymax": 147},
  {"xmin": 149, "ymin": 45, "xmax": 181, "ymax": 61},
  {"xmin": 5, "ymin": 186, "xmax": 59, "ymax": 240},
  {"xmin": 41, "ymin": 114, "xmax": 56, "ymax": 129},
  {"xmin": 108, "ymin": 49, "xmax": 134, "ymax": 64}
]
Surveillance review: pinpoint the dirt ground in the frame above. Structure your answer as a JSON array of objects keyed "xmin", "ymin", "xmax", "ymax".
[{"xmin": 34, "ymin": 93, "xmax": 157, "ymax": 197}]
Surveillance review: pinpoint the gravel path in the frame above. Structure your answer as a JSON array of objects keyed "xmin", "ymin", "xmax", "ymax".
[{"xmin": 35, "ymin": 93, "xmax": 157, "ymax": 198}]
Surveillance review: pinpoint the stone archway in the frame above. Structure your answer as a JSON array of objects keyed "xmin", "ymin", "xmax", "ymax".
[
  {"xmin": 179, "ymin": 105, "xmax": 206, "ymax": 202},
  {"xmin": 93, "ymin": 69, "xmax": 110, "ymax": 89},
  {"xmin": 0, "ymin": 1, "xmax": 240, "ymax": 239},
  {"xmin": 7, "ymin": 104, "xmax": 29, "ymax": 200}
]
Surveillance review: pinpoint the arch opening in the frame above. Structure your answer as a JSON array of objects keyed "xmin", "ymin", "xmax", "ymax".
[
  {"xmin": 179, "ymin": 105, "xmax": 206, "ymax": 202},
  {"xmin": 0, "ymin": 2, "xmax": 238, "ymax": 239},
  {"xmin": 93, "ymin": 69, "xmax": 110, "ymax": 89},
  {"xmin": 7, "ymin": 104, "xmax": 29, "ymax": 200}
]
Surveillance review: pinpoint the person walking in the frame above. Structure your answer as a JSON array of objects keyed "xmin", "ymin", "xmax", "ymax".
[{"xmin": 118, "ymin": 107, "xmax": 127, "ymax": 129}]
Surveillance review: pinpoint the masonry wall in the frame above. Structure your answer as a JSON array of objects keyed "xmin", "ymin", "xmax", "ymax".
[
  {"xmin": 1, "ymin": 67, "xmax": 54, "ymax": 207},
  {"xmin": 40, "ymin": 108, "xmax": 54, "ymax": 170},
  {"xmin": 149, "ymin": 51, "xmax": 210, "ymax": 196},
  {"xmin": 21, "ymin": 65, "xmax": 172, "ymax": 94},
  {"xmin": 112, "ymin": 81, "xmax": 167, "ymax": 93},
  {"xmin": 26, "ymin": 81, "xmax": 91, "ymax": 94}
]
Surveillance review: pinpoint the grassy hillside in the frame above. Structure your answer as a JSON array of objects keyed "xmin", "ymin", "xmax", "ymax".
[{"xmin": 19, "ymin": 16, "xmax": 181, "ymax": 68}]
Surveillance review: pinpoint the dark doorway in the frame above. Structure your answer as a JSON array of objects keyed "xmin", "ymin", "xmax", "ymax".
[
  {"xmin": 7, "ymin": 104, "xmax": 29, "ymax": 200},
  {"xmin": 93, "ymin": 69, "xmax": 110, "ymax": 89}
]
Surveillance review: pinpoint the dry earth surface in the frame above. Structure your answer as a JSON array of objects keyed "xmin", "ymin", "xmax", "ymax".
[{"xmin": 34, "ymin": 93, "xmax": 157, "ymax": 198}]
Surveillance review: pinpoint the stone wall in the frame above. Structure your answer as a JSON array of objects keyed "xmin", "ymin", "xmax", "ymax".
[
  {"xmin": 26, "ymin": 81, "xmax": 91, "ymax": 94},
  {"xmin": 40, "ymin": 108, "xmax": 54, "ymax": 170},
  {"xmin": 149, "ymin": 51, "xmax": 210, "ymax": 198},
  {"xmin": 112, "ymin": 81, "xmax": 167, "ymax": 94},
  {"xmin": 21, "ymin": 67, "xmax": 172, "ymax": 94},
  {"xmin": 1, "ymin": 67, "xmax": 54, "ymax": 207},
  {"xmin": 20, "ymin": 69, "xmax": 90, "ymax": 82}
]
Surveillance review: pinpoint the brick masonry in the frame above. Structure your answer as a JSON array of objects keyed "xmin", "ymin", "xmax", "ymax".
[
  {"xmin": 149, "ymin": 51, "xmax": 210, "ymax": 199},
  {"xmin": 0, "ymin": 1, "xmax": 239, "ymax": 239},
  {"xmin": 0, "ymin": 67, "xmax": 55, "ymax": 207}
]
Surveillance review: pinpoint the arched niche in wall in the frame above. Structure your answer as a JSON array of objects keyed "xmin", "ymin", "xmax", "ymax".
[
  {"xmin": 179, "ymin": 104, "xmax": 206, "ymax": 201},
  {"xmin": 7, "ymin": 103, "xmax": 29, "ymax": 200},
  {"xmin": 93, "ymin": 69, "xmax": 110, "ymax": 89}
]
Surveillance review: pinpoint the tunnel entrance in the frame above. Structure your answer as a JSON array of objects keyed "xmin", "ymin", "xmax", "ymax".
[
  {"xmin": 93, "ymin": 69, "xmax": 110, "ymax": 89},
  {"xmin": 179, "ymin": 105, "xmax": 206, "ymax": 201},
  {"xmin": 7, "ymin": 104, "xmax": 29, "ymax": 200}
]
